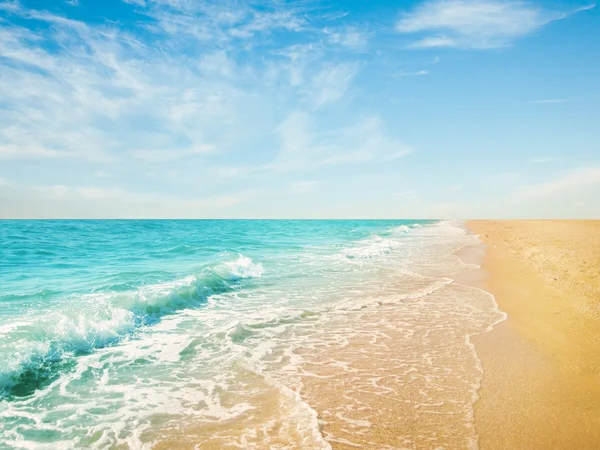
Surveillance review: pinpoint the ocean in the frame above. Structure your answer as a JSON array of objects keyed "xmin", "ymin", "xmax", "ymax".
[{"xmin": 0, "ymin": 220, "xmax": 504, "ymax": 449}]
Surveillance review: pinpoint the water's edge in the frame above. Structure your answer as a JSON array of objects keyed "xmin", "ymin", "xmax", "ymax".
[
  {"xmin": 449, "ymin": 222, "xmax": 508, "ymax": 450},
  {"xmin": 0, "ymin": 220, "xmax": 509, "ymax": 449}
]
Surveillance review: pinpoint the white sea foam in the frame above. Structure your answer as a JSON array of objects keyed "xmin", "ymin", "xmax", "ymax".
[
  {"xmin": 0, "ymin": 254, "xmax": 264, "ymax": 395},
  {"xmin": 391, "ymin": 224, "xmax": 411, "ymax": 234},
  {"xmin": 236, "ymin": 357, "xmax": 333, "ymax": 450},
  {"xmin": 222, "ymin": 254, "xmax": 264, "ymax": 279},
  {"xmin": 0, "ymin": 222, "xmax": 506, "ymax": 449},
  {"xmin": 336, "ymin": 277, "xmax": 454, "ymax": 311},
  {"xmin": 343, "ymin": 235, "xmax": 403, "ymax": 259}
]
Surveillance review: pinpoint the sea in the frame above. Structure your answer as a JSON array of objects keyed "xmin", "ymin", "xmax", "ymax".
[{"xmin": 0, "ymin": 220, "xmax": 505, "ymax": 449}]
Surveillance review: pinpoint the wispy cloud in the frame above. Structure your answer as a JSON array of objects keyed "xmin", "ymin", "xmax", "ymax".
[
  {"xmin": 527, "ymin": 98, "xmax": 573, "ymax": 104},
  {"xmin": 396, "ymin": 0, "xmax": 595, "ymax": 49},
  {"xmin": 396, "ymin": 69, "xmax": 430, "ymax": 77},
  {"xmin": 212, "ymin": 110, "xmax": 413, "ymax": 179},
  {"xmin": 276, "ymin": 112, "xmax": 413, "ymax": 168},
  {"xmin": 324, "ymin": 26, "xmax": 369, "ymax": 50},
  {"xmin": 408, "ymin": 35, "xmax": 458, "ymax": 48},
  {"xmin": 128, "ymin": 0, "xmax": 309, "ymax": 43},
  {"xmin": 311, "ymin": 63, "xmax": 359, "ymax": 107},
  {"xmin": 0, "ymin": 6, "xmax": 218, "ymax": 162},
  {"xmin": 0, "ymin": 1, "xmax": 371, "ymax": 168},
  {"xmin": 6, "ymin": 1, "xmax": 593, "ymax": 219}
]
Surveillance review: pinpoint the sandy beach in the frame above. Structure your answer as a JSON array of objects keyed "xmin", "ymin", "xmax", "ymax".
[{"xmin": 467, "ymin": 221, "xmax": 600, "ymax": 449}]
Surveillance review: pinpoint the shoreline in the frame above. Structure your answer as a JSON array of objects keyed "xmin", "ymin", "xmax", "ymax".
[
  {"xmin": 448, "ymin": 229, "xmax": 507, "ymax": 450},
  {"xmin": 466, "ymin": 220, "xmax": 600, "ymax": 449}
]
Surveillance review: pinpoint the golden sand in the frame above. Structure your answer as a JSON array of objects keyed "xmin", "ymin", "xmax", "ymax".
[
  {"xmin": 467, "ymin": 220, "xmax": 600, "ymax": 449},
  {"xmin": 150, "ymin": 221, "xmax": 600, "ymax": 449}
]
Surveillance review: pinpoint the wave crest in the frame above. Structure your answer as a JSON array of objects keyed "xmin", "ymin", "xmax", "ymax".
[
  {"xmin": 0, "ymin": 254, "xmax": 263, "ymax": 396},
  {"xmin": 343, "ymin": 235, "xmax": 403, "ymax": 259},
  {"xmin": 222, "ymin": 255, "xmax": 264, "ymax": 279}
]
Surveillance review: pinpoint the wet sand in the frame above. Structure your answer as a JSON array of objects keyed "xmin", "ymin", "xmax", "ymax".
[
  {"xmin": 147, "ymin": 221, "xmax": 600, "ymax": 449},
  {"xmin": 467, "ymin": 220, "xmax": 600, "ymax": 449},
  {"xmin": 154, "ymin": 224, "xmax": 505, "ymax": 450}
]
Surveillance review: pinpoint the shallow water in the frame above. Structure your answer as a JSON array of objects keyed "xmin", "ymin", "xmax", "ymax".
[{"xmin": 0, "ymin": 220, "xmax": 504, "ymax": 449}]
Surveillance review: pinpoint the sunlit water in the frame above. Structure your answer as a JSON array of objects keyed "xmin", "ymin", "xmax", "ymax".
[{"xmin": 0, "ymin": 220, "xmax": 504, "ymax": 449}]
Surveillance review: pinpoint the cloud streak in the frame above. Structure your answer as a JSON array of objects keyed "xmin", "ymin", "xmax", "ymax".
[
  {"xmin": 396, "ymin": 69, "xmax": 430, "ymax": 77},
  {"xmin": 0, "ymin": 1, "xmax": 373, "ymax": 166},
  {"xmin": 276, "ymin": 112, "xmax": 413, "ymax": 168},
  {"xmin": 0, "ymin": 0, "xmax": 420, "ymax": 217},
  {"xmin": 397, "ymin": 0, "xmax": 595, "ymax": 49},
  {"xmin": 527, "ymin": 98, "xmax": 573, "ymax": 104}
]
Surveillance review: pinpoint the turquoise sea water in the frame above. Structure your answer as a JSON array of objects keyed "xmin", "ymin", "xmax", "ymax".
[{"xmin": 0, "ymin": 220, "xmax": 503, "ymax": 449}]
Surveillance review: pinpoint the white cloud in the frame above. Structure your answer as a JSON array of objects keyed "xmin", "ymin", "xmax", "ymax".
[
  {"xmin": 269, "ymin": 43, "xmax": 360, "ymax": 107},
  {"xmin": 198, "ymin": 51, "xmax": 235, "ymax": 77},
  {"xmin": 396, "ymin": 0, "xmax": 595, "ymax": 49},
  {"xmin": 0, "ymin": 10, "xmax": 220, "ymax": 162},
  {"xmin": 275, "ymin": 112, "xmax": 413, "ymax": 169},
  {"xmin": 130, "ymin": 0, "xmax": 309, "ymax": 43},
  {"xmin": 311, "ymin": 63, "xmax": 358, "ymax": 107},
  {"xmin": 528, "ymin": 98, "xmax": 573, "ymax": 104},
  {"xmin": 319, "ymin": 117, "xmax": 413, "ymax": 164},
  {"xmin": 0, "ymin": 1, "xmax": 367, "ymax": 168},
  {"xmin": 213, "ymin": 111, "xmax": 413, "ymax": 178},
  {"xmin": 409, "ymin": 35, "xmax": 458, "ymax": 48},
  {"xmin": 0, "ymin": 1, "xmax": 421, "ymax": 218},
  {"xmin": 278, "ymin": 111, "xmax": 313, "ymax": 163},
  {"xmin": 396, "ymin": 69, "xmax": 430, "ymax": 77},
  {"xmin": 325, "ymin": 26, "xmax": 369, "ymax": 50}
]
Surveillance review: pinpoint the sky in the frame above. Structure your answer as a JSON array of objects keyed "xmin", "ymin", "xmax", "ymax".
[{"xmin": 0, "ymin": 0, "xmax": 598, "ymax": 218}]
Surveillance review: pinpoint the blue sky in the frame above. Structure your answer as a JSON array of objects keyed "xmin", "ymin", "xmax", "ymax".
[{"xmin": 0, "ymin": 0, "xmax": 598, "ymax": 218}]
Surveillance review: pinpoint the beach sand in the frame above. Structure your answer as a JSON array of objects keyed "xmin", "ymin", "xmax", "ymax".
[
  {"xmin": 466, "ymin": 220, "xmax": 600, "ymax": 449},
  {"xmin": 127, "ymin": 221, "xmax": 600, "ymax": 449}
]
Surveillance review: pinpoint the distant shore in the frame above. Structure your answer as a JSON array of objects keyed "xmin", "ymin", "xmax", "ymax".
[{"xmin": 467, "ymin": 220, "xmax": 600, "ymax": 449}]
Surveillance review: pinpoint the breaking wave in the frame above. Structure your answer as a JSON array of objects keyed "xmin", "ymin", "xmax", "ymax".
[{"xmin": 0, "ymin": 254, "xmax": 263, "ymax": 396}]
